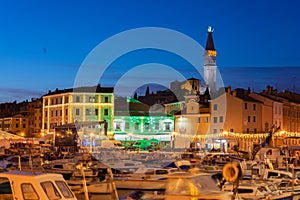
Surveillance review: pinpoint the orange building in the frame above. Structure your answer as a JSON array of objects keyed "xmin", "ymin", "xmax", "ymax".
[{"xmin": 0, "ymin": 114, "xmax": 29, "ymax": 136}]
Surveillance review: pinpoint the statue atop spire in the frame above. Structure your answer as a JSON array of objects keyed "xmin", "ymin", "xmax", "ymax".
[{"xmin": 208, "ymin": 26, "xmax": 214, "ymax": 33}]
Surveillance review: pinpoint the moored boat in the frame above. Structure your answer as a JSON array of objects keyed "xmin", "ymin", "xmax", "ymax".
[{"xmin": 0, "ymin": 170, "xmax": 77, "ymax": 200}]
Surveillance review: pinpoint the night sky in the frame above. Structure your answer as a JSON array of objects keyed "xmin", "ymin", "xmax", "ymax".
[{"xmin": 0, "ymin": 0, "xmax": 299, "ymax": 102}]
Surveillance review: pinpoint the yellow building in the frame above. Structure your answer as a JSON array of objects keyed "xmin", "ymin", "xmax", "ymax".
[{"xmin": 42, "ymin": 85, "xmax": 114, "ymax": 138}]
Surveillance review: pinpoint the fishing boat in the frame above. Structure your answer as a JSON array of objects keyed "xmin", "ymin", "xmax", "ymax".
[{"xmin": 0, "ymin": 170, "xmax": 77, "ymax": 200}]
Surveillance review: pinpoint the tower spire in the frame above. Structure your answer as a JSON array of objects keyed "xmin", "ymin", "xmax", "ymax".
[{"xmin": 205, "ymin": 26, "xmax": 215, "ymax": 50}]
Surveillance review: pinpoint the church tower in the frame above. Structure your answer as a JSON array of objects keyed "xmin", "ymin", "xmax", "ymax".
[{"xmin": 204, "ymin": 26, "xmax": 217, "ymax": 93}]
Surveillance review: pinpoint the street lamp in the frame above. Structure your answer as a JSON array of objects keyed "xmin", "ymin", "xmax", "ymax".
[
  {"xmin": 171, "ymin": 132, "xmax": 176, "ymax": 150},
  {"xmin": 89, "ymin": 133, "xmax": 94, "ymax": 152}
]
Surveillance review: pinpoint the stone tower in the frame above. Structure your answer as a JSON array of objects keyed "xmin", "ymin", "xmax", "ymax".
[{"xmin": 203, "ymin": 26, "xmax": 217, "ymax": 93}]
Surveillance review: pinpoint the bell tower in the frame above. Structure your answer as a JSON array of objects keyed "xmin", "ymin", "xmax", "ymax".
[{"xmin": 204, "ymin": 26, "xmax": 217, "ymax": 93}]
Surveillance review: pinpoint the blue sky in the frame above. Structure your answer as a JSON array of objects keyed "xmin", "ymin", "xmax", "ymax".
[{"xmin": 0, "ymin": 0, "xmax": 300, "ymax": 102}]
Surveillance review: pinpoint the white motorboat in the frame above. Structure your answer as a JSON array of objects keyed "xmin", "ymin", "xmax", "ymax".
[
  {"xmin": 114, "ymin": 167, "xmax": 179, "ymax": 190},
  {"xmin": 43, "ymin": 160, "xmax": 76, "ymax": 180},
  {"xmin": 66, "ymin": 179, "xmax": 112, "ymax": 194},
  {"xmin": 0, "ymin": 170, "xmax": 77, "ymax": 200},
  {"xmin": 222, "ymin": 180, "xmax": 293, "ymax": 200}
]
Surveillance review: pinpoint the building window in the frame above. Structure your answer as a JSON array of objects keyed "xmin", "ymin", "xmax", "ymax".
[
  {"xmin": 213, "ymin": 117, "xmax": 218, "ymax": 123},
  {"xmin": 219, "ymin": 116, "xmax": 223, "ymax": 123},
  {"xmin": 196, "ymin": 117, "xmax": 200, "ymax": 123},
  {"xmin": 75, "ymin": 96, "xmax": 80, "ymax": 103},
  {"xmin": 60, "ymin": 110, "xmax": 62, "ymax": 116},
  {"xmin": 254, "ymin": 128, "xmax": 257, "ymax": 133},
  {"xmin": 55, "ymin": 110, "xmax": 58, "ymax": 116},
  {"xmin": 45, "ymin": 111, "xmax": 47, "ymax": 117},
  {"xmin": 248, "ymin": 116, "xmax": 251, "ymax": 122},
  {"xmin": 115, "ymin": 122, "xmax": 121, "ymax": 130},
  {"xmin": 164, "ymin": 123, "xmax": 171, "ymax": 131},
  {"xmin": 104, "ymin": 109, "xmax": 108, "ymax": 116},
  {"xmin": 244, "ymin": 103, "xmax": 248, "ymax": 109},
  {"xmin": 16, "ymin": 124, "xmax": 19, "ymax": 128},
  {"xmin": 246, "ymin": 128, "xmax": 249, "ymax": 133},
  {"xmin": 65, "ymin": 109, "xmax": 68, "ymax": 116},
  {"xmin": 144, "ymin": 123, "xmax": 150, "ymax": 130},
  {"xmin": 213, "ymin": 104, "xmax": 218, "ymax": 111},
  {"xmin": 213, "ymin": 129, "xmax": 218, "ymax": 134},
  {"xmin": 202, "ymin": 117, "xmax": 208, "ymax": 123},
  {"xmin": 104, "ymin": 97, "xmax": 109, "ymax": 103},
  {"xmin": 230, "ymin": 128, "xmax": 234, "ymax": 132},
  {"xmin": 75, "ymin": 109, "xmax": 80, "ymax": 115},
  {"xmin": 253, "ymin": 104, "xmax": 256, "ymax": 110},
  {"xmin": 23, "ymin": 124, "xmax": 26, "ymax": 128},
  {"xmin": 95, "ymin": 109, "xmax": 98, "ymax": 116},
  {"xmin": 65, "ymin": 97, "xmax": 68, "ymax": 103},
  {"xmin": 51, "ymin": 111, "xmax": 53, "ymax": 117},
  {"xmin": 125, "ymin": 122, "xmax": 129, "ymax": 129},
  {"xmin": 253, "ymin": 116, "xmax": 256, "ymax": 122},
  {"xmin": 155, "ymin": 123, "xmax": 159, "ymax": 130},
  {"xmin": 134, "ymin": 123, "xmax": 139, "ymax": 130},
  {"xmin": 86, "ymin": 109, "xmax": 91, "ymax": 115},
  {"xmin": 265, "ymin": 122, "xmax": 269, "ymax": 132}
]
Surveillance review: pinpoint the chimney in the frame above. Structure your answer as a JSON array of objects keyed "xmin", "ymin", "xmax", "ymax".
[
  {"xmin": 232, "ymin": 90, "xmax": 237, "ymax": 96},
  {"xmin": 227, "ymin": 86, "xmax": 231, "ymax": 93},
  {"xmin": 266, "ymin": 85, "xmax": 271, "ymax": 94}
]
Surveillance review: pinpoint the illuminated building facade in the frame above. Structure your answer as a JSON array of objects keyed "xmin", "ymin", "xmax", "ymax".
[
  {"xmin": 42, "ymin": 84, "xmax": 114, "ymax": 138},
  {"xmin": 113, "ymin": 97, "xmax": 174, "ymax": 142}
]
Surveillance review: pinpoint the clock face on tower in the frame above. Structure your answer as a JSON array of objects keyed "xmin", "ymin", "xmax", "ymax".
[{"xmin": 207, "ymin": 50, "xmax": 217, "ymax": 57}]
